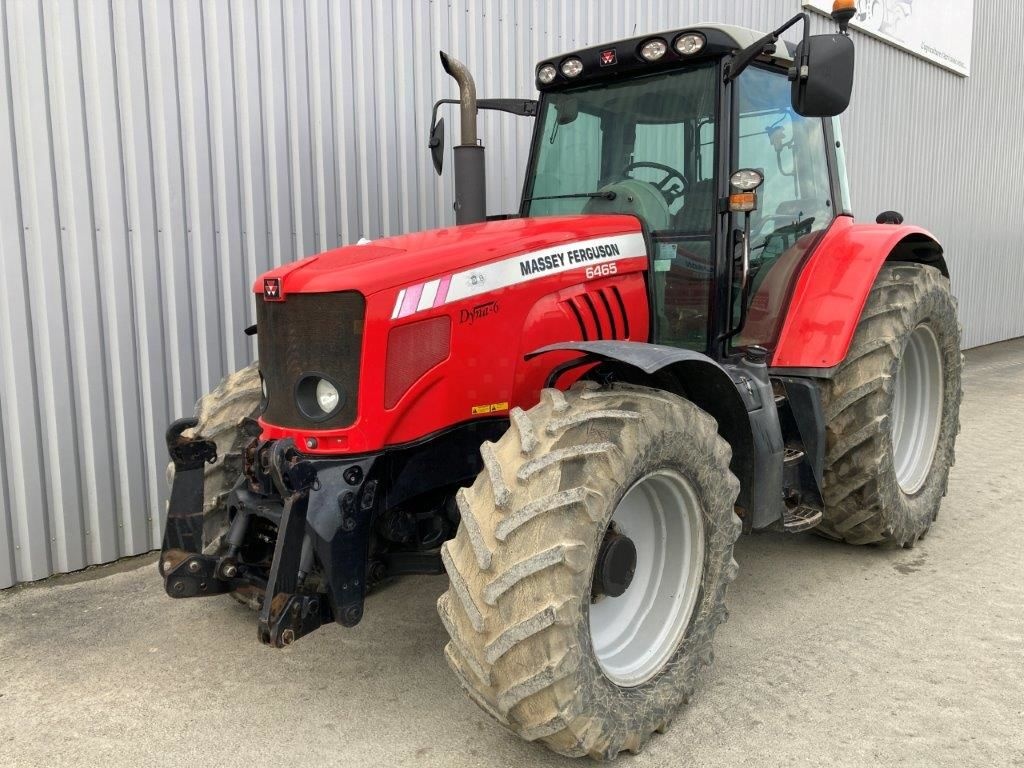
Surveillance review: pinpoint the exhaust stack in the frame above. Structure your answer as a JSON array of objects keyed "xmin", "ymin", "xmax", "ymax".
[{"xmin": 440, "ymin": 51, "xmax": 486, "ymax": 225}]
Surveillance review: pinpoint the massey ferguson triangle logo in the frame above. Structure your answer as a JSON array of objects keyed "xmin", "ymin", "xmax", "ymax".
[
  {"xmin": 263, "ymin": 277, "xmax": 283, "ymax": 301},
  {"xmin": 600, "ymin": 49, "xmax": 617, "ymax": 66}
]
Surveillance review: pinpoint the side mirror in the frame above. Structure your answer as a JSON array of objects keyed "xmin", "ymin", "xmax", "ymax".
[
  {"xmin": 790, "ymin": 33, "xmax": 855, "ymax": 117},
  {"xmin": 555, "ymin": 96, "xmax": 579, "ymax": 126},
  {"xmin": 429, "ymin": 116, "xmax": 445, "ymax": 176}
]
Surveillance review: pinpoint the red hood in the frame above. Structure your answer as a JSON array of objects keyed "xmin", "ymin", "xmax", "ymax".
[{"xmin": 253, "ymin": 215, "xmax": 643, "ymax": 297}]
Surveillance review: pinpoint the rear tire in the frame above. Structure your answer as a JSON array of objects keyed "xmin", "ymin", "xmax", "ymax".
[
  {"xmin": 437, "ymin": 383, "xmax": 741, "ymax": 759},
  {"xmin": 818, "ymin": 263, "xmax": 962, "ymax": 546},
  {"xmin": 166, "ymin": 363, "xmax": 263, "ymax": 605}
]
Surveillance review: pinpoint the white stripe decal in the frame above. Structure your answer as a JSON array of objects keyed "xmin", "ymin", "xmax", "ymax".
[
  {"xmin": 390, "ymin": 232, "xmax": 646, "ymax": 321},
  {"xmin": 391, "ymin": 289, "xmax": 406, "ymax": 319},
  {"xmin": 445, "ymin": 232, "xmax": 646, "ymax": 304},
  {"xmin": 417, "ymin": 279, "xmax": 440, "ymax": 311}
]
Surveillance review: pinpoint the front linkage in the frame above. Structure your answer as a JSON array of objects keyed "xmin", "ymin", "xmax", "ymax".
[{"xmin": 159, "ymin": 418, "xmax": 378, "ymax": 647}]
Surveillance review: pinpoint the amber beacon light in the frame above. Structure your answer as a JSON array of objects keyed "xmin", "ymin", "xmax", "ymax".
[{"xmin": 832, "ymin": 0, "xmax": 857, "ymax": 32}]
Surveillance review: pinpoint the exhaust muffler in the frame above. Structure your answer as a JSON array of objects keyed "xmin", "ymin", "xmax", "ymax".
[{"xmin": 440, "ymin": 51, "xmax": 487, "ymax": 225}]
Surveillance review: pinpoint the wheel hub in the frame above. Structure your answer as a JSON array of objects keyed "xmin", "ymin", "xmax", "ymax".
[{"xmin": 592, "ymin": 530, "xmax": 637, "ymax": 599}]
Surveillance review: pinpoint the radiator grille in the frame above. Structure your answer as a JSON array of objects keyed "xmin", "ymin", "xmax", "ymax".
[{"xmin": 255, "ymin": 292, "xmax": 364, "ymax": 429}]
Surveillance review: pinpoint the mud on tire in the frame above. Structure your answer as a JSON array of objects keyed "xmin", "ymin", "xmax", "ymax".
[
  {"xmin": 437, "ymin": 383, "xmax": 741, "ymax": 759},
  {"xmin": 819, "ymin": 263, "xmax": 962, "ymax": 546}
]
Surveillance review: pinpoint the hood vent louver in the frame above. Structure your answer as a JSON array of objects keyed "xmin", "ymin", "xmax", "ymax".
[{"xmin": 562, "ymin": 286, "xmax": 631, "ymax": 342}]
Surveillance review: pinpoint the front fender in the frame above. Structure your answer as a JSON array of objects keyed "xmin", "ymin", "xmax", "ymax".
[
  {"xmin": 772, "ymin": 216, "xmax": 945, "ymax": 370},
  {"xmin": 527, "ymin": 341, "xmax": 779, "ymax": 529}
]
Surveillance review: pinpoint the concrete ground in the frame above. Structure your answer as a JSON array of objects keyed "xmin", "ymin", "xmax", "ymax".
[{"xmin": 3, "ymin": 340, "xmax": 1024, "ymax": 768}]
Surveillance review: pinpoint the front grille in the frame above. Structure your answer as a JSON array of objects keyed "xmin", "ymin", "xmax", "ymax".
[{"xmin": 256, "ymin": 291, "xmax": 364, "ymax": 429}]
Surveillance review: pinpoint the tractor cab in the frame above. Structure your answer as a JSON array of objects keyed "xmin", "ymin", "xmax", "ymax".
[{"xmin": 520, "ymin": 23, "xmax": 854, "ymax": 356}]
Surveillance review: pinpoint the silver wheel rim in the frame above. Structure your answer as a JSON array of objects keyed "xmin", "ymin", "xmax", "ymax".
[
  {"xmin": 588, "ymin": 469, "xmax": 705, "ymax": 688},
  {"xmin": 891, "ymin": 324, "xmax": 944, "ymax": 494}
]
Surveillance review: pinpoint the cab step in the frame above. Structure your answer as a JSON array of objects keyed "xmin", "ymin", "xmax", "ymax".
[{"xmin": 783, "ymin": 505, "xmax": 823, "ymax": 533}]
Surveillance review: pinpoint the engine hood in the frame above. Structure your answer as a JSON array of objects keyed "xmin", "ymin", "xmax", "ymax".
[{"xmin": 253, "ymin": 215, "xmax": 644, "ymax": 299}]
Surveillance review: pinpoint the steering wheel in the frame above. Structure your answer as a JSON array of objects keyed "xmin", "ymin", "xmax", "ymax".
[{"xmin": 622, "ymin": 161, "xmax": 689, "ymax": 204}]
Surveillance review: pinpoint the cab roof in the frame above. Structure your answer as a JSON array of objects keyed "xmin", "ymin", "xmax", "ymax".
[{"xmin": 535, "ymin": 23, "xmax": 796, "ymax": 91}]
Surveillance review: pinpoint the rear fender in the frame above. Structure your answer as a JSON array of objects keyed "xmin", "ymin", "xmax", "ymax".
[
  {"xmin": 527, "ymin": 341, "xmax": 781, "ymax": 529},
  {"xmin": 772, "ymin": 216, "xmax": 947, "ymax": 371}
]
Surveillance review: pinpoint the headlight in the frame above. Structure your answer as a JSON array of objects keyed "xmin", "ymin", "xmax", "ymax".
[
  {"xmin": 730, "ymin": 168, "xmax": 765, "ymax": 191},
  {"xmin": 674, "ymin": 32, "xmax": 706, "ymax": 56},
  {"xmin": 640, "ymin": 39, "xmax": 667, "ymax": 61},
  {"xmin": 315, "ymin": 378, "xmax": 339, "ymax": 413},
  {"xmin": 561, "ymin": 57, "xmax": 584, "ymax": 78},
  {"xmin": 295, "ymin": 374, "xmax": 345, "ymax": 421},
  {"xmin": 537, "ymin": 63, "xmax": 557, "ymax": 84}
]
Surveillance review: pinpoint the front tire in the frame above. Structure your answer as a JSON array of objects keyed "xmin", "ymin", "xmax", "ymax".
[
  {"xmin": 437, "ymin": 383, "xmax": 741, "ymax": 759},
  {"xmin": 819, "ymin": 263, "xmax": 962, "ymax": 546}
]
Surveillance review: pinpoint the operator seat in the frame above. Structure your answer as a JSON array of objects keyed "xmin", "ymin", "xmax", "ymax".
[{"xmin": 583, "ymin": 179, "xmax": 672, "ymax": 231}]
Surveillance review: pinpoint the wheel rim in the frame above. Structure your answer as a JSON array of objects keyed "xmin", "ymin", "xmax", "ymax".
[
  {"xmin": 588, "ymin": 469, "xmax": 705, "ymax": 688},
  {"xmin": 891, "ymin": 323, "xmax": 944, "ymax": 494}
]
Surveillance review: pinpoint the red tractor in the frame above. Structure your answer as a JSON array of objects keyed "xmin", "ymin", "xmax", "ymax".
[{"xmin": 160, "ymin": 4, "xmax": 961, "ymax": 760}]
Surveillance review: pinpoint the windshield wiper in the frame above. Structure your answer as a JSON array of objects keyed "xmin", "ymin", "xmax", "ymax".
[{"xmin": 524, "ymin": 190, "xmax": 617, "ymax": 202}]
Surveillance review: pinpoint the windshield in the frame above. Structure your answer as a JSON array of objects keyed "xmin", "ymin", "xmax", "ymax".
[
  {"xmin": 523, "ymin": 63, "xmax": 717, "ymax": 234},
  {"xmin": 523, "ymin": 63, "xmax": 720, "ymax": 353}
]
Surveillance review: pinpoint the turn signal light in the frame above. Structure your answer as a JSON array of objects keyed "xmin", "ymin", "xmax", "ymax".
[{"xmin": 729, "ymin": 192, "xmax": 757, "ymax": 212}]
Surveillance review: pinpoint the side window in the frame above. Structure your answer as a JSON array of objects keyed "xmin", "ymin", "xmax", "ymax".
[
  {"xmin": 737, "ymin": 67, "xmax": 833, "ymax": 258},
  {"xmin": 733, "ymin": 67, "xmax": 835, "ymax": 346}
]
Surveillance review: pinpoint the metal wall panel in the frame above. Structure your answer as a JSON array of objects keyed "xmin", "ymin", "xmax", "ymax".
[{"xmin": 0, "ymin": 0, "xmax": 1020, "ymax": 586}]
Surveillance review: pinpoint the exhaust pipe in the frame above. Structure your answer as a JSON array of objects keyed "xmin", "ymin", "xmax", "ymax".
[{"xmin": 440, "ymin": 51, "xmax": 486, "ymax": 225}]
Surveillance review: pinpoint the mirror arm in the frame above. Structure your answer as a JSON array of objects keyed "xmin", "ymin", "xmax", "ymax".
[
  {"xmin": 430, "ymin": 97, "xmax": 537, "ymax": 133},
  {"xmin": 429, "ymin": 97, "xmax": 538, "ymax": 176},
  {"xmin": 429, "ymin": 98, "xmax": 459, "ymax": 146},
  {"xmin": 726, "ymin": 12, "xmax": 809, "ymax": 82},
  {"xmin": 477, "ymin": 98, "xmax": 538, "ymax": 117},
  {"xmin": 429, "ymin": 98, "xmax": 460, "ymax": 138}
]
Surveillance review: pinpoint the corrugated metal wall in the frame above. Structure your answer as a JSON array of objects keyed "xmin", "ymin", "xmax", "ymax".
[{"xmin": 0, "ymin": 0, "xmax": 1019, "ymax": 587}]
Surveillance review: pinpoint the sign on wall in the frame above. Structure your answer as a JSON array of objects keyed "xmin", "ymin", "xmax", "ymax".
[{"xmin": 802, "ymin": 1, "xmax": 973, "ymax": 76}]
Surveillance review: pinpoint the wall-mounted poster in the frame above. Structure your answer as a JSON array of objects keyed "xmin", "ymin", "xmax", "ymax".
[{"xmin": 802, "ymin": 1, "xmax": 973, "ymax": 76}]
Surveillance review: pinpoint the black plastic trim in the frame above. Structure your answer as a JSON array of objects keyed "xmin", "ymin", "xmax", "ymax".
[{"xmin": 776, "ymin": 376, "xmax": 826, "ymax": 488}]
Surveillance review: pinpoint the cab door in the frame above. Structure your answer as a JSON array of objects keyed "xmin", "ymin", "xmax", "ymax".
[{"xmin": 730, "ymin": 65, "xmax": 838, "ymax": 350}]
